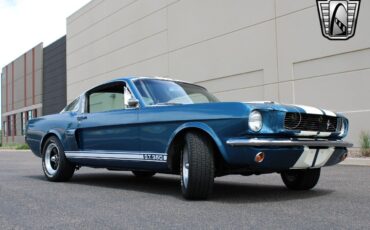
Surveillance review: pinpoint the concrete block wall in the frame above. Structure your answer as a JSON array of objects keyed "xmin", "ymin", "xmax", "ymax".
[{"xmin": 67, "ymin": 0, "xmax": 370, "ymax": 146}]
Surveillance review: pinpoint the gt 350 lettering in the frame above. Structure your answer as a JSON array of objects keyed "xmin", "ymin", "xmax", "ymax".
[{"xmin": 143, "ymin": 154, "xmax": 166, "ymax": 161}]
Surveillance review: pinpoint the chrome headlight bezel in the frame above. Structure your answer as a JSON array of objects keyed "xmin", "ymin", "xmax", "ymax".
[
  {"xmin": 339, "ymin": 118, "xmax": 346, "ymax": 137},
  {"xmin": 248, "ymin": 110, "xmax": 263, "ymax": 132}
]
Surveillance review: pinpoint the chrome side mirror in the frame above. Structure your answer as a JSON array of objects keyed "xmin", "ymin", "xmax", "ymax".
[{"xmin": 127, "ymin": 98, "xmax": 140, "ymax": 108}]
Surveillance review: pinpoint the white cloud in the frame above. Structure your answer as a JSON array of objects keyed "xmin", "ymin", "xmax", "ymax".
[{"xmin": 0, "ymin": 0, "xmax": 90, "ymax": 68}]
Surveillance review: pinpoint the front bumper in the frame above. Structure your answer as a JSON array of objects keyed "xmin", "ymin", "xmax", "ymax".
[
  {"xmin": 223, "ymin": 138, "xmax": 351, "ymax": 170},
  {"xmin": 226, "ymin": 138, "xmax": 353, "ymax": 148}
]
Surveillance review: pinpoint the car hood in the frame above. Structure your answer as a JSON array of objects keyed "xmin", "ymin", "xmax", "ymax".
[{"xmin": 243, "ymin": 101, "xmax": 340, "ymax": 117}]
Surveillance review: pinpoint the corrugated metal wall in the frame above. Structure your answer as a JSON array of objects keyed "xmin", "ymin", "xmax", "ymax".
[{"xmin": 43, "ymin": 36, "xmax": 67, "ymax": 115}]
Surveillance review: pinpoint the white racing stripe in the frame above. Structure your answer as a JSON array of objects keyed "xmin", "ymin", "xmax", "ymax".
[
  {"xmin": 295, "ymin": 131, "xmax": 319, "ymax": 137},
  {"xmin": 317, "ymin": 132, "xmax": 332, "ymax": 137},
  {"xmin": 322, "ymin": 109, "xmax": 336, "ymax": 117},
  {"xmin": 312, "ymin": 148, "xmax": 335, "ymax": 168},
  {"xmin": 292, "ymin": 105, "xmax": 337, "ymax": 137},
  {"xmin": 294, "ymin": 105, "xmax": 323, "ymax": 115},
  {"xmin": 65, "ymin": 151, "xmax": 167, "ymax": 162},
  {"xmin": 246, "ymin": 101, "xmax": 278, "ymax": 104},
  {"xmin": 291, "ymin": 147, "xmax": 317, "ymax": 169},
  {"xmin": 291, "ymin": 147, "xmax": 335, "ymax": 169}
]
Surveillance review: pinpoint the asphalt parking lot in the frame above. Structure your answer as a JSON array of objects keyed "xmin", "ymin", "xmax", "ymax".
[{"xmin": 0, "ymin": 151, "xmax": 369, "ymax": 230}]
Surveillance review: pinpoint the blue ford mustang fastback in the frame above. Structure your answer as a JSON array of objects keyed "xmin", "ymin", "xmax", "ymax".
[{"xmin": 26, "ymin": 77, "xmax": 352, "ymax": 200}]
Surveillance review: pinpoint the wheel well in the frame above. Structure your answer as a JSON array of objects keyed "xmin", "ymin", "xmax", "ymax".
[
  {"xmin": 167, "ymin": 128, "xmax": 224, "ymax": 174},
  {"xmin": 40, "ymin": 133, "xmax": 58, "ymax": 156}
]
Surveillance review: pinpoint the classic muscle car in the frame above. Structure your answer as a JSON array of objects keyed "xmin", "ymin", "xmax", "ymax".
[{"xmin": 26, "ymin": 77, "xmax": 353, "ymax": 200}]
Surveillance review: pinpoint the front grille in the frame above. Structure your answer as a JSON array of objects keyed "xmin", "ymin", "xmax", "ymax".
[{"xmin": 284, "ymin": 112, "xmax": 338, "ymax": 132}]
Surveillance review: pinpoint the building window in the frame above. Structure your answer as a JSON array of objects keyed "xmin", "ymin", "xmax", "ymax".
[
  {"xmin": 21, "ymin": 113, "xmax": 23, "ymax": 135},
  {"xmin": 33, "ymin": 109, "xmax": 37, "ymax": 118},
  {"xmin": 21, "ymin": 112, "xmax": 27, "ymax": 136},
  {"xmin": 12, "ymin": 114, "xmax": 16, "ymax": 136},
  {"xmin": 6, "ymin": 116, "xmax": 10, "ymax": 137},
  {"xmin": 10, "ymin": 115, "xmax": 14, "ymax": 137},
  {"xmin": 3, "ymin": 121, "xmax": 7, "ymax": 137},
  {"xmin": 28, "ymin": 110, "xmax": 33, "ymax": 120}
]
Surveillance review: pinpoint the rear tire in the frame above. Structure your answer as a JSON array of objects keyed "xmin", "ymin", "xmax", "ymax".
[
  {"xmin": 281, "ymin": 168, "xmax": 321, "ymax": 190},
  {"xmin": 180, "ymin": 132, "xmax": 215, "ymax": 200},
  {"xmin": 132, "ymin": 171, "xmax": 156, "ymax": 178},
  {"xmin": 42, "ymin": 136, "xmax": 75, "ymax": 182}
]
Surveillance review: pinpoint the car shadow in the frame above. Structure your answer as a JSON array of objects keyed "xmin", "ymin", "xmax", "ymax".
[{"xmin": 26, "ymin": 172, "xmax": 333, "ymax": 203}]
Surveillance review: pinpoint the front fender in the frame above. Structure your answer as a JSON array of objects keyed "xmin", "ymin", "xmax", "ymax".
[{"xmin": 165, "ymin": 122, "xmax": 228, "ymax": 166}]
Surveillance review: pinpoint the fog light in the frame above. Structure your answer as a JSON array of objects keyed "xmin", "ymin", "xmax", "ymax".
[
  {"xmin": 255, "ymin": 152, "xmax": 265, "ymax": 163},
  {"xmin": 341, "ymin": 153, "xmax": 348, "ymax": 162}
]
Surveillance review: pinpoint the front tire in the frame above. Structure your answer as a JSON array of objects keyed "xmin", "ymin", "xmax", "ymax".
[
  {"xmin": 281, "ymin": 168, "xmax": 321, "ymax": 190},
  {"xmin": 42, "ymin": 136, "xmax": 75, "ymax": 182},
  {"xmin": 180, "ymin": 132, "xmax": 215, "ymax": 200}
]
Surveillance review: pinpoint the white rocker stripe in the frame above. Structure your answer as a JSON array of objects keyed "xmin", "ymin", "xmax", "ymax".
[
  {"xmin": 291, "ymin": 147, "xmax": 335, "ymax": 169},
  {"xmin": 65, "ymin": 151, "xmax": 167, "ymax": 162}
]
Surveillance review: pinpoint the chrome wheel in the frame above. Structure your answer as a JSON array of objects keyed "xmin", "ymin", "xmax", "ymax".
[
  {"xmin": 44, "ymin": 143, "xmax": 60, "ymax": 176},
  {"xmin": 42, "ymin": 136, "xmax": 75, "ymax": 182},
  {"xmin": 182, "ymin": 146, "xmax": 189, "ymax": 189},
  {"xmin": 182, "ymin": 146, "xmax": 189, "ymax": 188}
]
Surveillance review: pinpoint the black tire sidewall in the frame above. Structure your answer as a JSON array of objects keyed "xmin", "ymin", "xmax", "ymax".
[
  {"xmin": 281, "ymin": 168, "xmax": 321, "ymax": 190},
  {"xmin": 180, "ymin": 132, "xmax": 215, "ymax": 200}
]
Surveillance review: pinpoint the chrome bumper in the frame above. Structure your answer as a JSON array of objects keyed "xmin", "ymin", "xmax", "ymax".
[{"xmin": 226, "ymin": 138, "xmax": 353, "ymax": 148}]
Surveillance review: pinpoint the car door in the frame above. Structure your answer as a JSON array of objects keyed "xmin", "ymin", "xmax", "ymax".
[{"xmin": 76, "ymin": 81, "xmax": 139, "ymax": 154}]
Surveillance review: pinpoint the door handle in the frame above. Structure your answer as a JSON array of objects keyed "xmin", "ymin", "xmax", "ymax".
[{"xmin": 77, "ymin": 116, "xmax": 87, "ymax": 121}]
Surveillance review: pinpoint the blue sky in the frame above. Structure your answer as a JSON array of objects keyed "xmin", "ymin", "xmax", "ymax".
[{"xmin": 0, "ymin": 0, "xmax": 90, "ymax": 120}]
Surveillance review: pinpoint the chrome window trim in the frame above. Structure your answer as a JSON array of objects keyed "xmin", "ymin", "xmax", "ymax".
[{"xmin": 81, "ymin": 80, "xmax": 140, "ymax": 114}]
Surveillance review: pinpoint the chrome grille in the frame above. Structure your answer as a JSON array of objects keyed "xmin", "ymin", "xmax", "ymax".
[{"xmin": 284, "ymin": 113, "xmax": 338, "ymax": 132}]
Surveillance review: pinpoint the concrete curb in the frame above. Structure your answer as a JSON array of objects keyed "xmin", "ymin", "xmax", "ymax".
[
  {"xmin": 340, "ymin": 157, "xmax": 370, "ymax": 167},
  {"xmin": 0, "ymin": 149, "xmax": 30, "ymax": 152}
]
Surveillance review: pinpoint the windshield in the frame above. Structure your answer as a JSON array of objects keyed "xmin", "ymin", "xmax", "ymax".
[{"xmin": 134, "ymin": 79, "xmax": 219, "ymax": 105}]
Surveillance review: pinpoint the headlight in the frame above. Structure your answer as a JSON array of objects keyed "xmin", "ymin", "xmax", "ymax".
[{"xmin": 249, "ymin": 110, "xmax": 263, "ymax": 132}]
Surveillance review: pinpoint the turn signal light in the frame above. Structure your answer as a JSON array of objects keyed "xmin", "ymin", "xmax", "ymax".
[{"xmin": 255, "ymin": 152, "xmax": 265, "ymax": 163}]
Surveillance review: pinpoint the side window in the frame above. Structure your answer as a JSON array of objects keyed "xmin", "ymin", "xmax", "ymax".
[
  {"xmin": 87, "ymin": 82, "xmax": 133, "ymax": 113},
  {"xmin": 63, "ymin": 98, "xmax": 80, "ymax": 113}
]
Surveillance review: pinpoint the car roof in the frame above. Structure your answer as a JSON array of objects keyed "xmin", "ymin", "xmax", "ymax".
[{"xmin": 108, "ymin": 76, "xmax": 191, "ymax": 84}]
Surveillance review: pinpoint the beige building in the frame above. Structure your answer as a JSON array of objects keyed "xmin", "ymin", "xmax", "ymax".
[
  {"xmin": 67, "ymin": 0, "xmax": 370, "ymax": 147},
  {"xmin": 1, "ymin": 44, "xmax": 43, "ymax": 144},
  {"xmin": 1, "ymin": 36, "xmax": 67, "ymax": 145}
]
